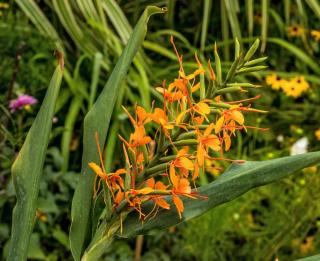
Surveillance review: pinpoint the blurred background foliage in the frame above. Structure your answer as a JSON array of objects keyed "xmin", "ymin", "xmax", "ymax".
[{"xmin": 1, "ymin": 0, "xmax": 320, "ymax": 260}]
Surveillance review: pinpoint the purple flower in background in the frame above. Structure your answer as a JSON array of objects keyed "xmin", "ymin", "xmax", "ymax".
[{"xmin": 9, "ymin": 95, "xmax": 38, "ymax": 112}]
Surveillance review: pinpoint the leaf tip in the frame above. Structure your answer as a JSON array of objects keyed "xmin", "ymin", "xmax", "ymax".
[{"xmin": 54, "ymin": 50, "xmax": 64, "ymax": 71}]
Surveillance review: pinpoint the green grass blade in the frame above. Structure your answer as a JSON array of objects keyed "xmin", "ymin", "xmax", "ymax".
[
  {"xmin": 268, "ymin": 37, "xmax": 320, "ymax": 74},
  {"xmin": 102, "ymin": 0, "xmax": 132, "ymax": 44},
  {"xmin": 7, "ymin": 65, "xmax": 63, "ymax": 261},
  {"xmin": 296, "ymin": 254, "xmax": 320, "ymax": 261},
  {"xmin": 246, "ymin": 0, "xmax": 254, "ymax": 37},
  {"xmin": 269, "ymin": 8, "xmax": 285, "ymax": 36},
  {"xmin": 15, "ymin": 0, "xmax": 62, "ymax": 49},
  {"xmin": 221, "ymin": 0, "xmax": 230, "ymax": 60},
  {"xmin": 142, "ymin": 41, "xmax": 177, "ymax": 60},
  {"xmin": 120, "ymin": 151, "xmax": 320, "ymax": 238},
  {"xmin": 61, "ymin": 96, "xmax": 83, "ymax": 173},
  {"xmin": 284, "ymin": 0, "xmax": 291, "ymax": 25},
  {"xmin": 223, "ymin": 0, "xmax": 242, "ymax": 41},
  {"xmin": 261, "ymin": 0, "xmax": 269, "ymax": 52},
  {"xmin": 200, "ymin": 0, "xmax": 212, "ymax": 51},
  {"xmin": 305, "ymin": 0, "xmax": 320, "ymax": 19},
  {"xmin": 89, "ymin": 53, "xmax": 103, "ymax": 110},
  {"xmin": 69, "ymin": 7, "xmax": 166, "ymax": 261}
]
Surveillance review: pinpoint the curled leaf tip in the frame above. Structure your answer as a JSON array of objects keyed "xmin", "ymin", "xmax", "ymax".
[
  {"xmin": 54, "ymin": 50, "xmax": 64, "ymax": 71},
  {"xmin": 161, "ymin": 6, "xmax": 168, "ymax": 13}
]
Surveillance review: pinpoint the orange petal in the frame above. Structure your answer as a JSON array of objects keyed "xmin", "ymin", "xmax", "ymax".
[
  {"xmin": 115, "ymin": 169, "xmax": 126, "ymax": 175},
  {"xmin": 146, "ymin": 178, "xmax": 155, "ymax": 188},
  {"xmin": 177, "ymin": 178, "xmax": 191, "ymax": 194},
  {"xmin": 136, "ymin": 106, "xmax": 148, "ymax": 124},
  {"xmin": 194, "ymin": 101, "xmax": 210, "ymax": 115},
  {"xmin": 88, "ymin": 162, "xmax": 106, "ymax": 179},
  {"xmin": 193, "ymin": 116, "xmax": 204, "ymax": 125},
  {"xmin": 204, "ymin": 123, "xmax": 215, "ymax": 137},
  {"xmin": 177, "ymin": 147, "xmax": 189, "ymax": 157},
  {"xmin": 177, "ymin": 157, "xmax": 194, "ymax": 170},
  {"xmin": 191, "ymin": 82, "xmax": 200, "ymax": 92},
  {"xmin": 173, "ymin": 195, "xmax": 184, "ymax": 219},
  {"xmin": 135, "ymin": 187, "xmax": 154, "ymax": 195},
  {"xmin": 231, "ymin": 110, "xmax": 244, "ymax": 125},
  {"xmin": 215, "ymin": 115, "xmax": 225, "ymax": 133},
  {"xmin": 197, "ymin": 144, "xmax": 205, "ymax": 167},
  {"xmin": 115, "ymin": 190, "xmax": 124, "ymax": 205},
  {"xmin": 170, "ymin": 164, "xmax": 179, "ymax": 187},
  {"xmin": 154, "ymin": 198, "xmax": 170, "ymax": 210},
  {"xmin": 155, "ymin": 181, "xmax": 168, "ymax": 190},
  {"xmin": 224, "ymin": 132, "xmax": 231, "ymax": 151},
  {"xmin": 176, "ymin": 110, "xmax": 188, "ymax": 125},
  {"xmin": 192, "ymin": 161, "xmax": 199, "ymax": 181},
  {"xmin": 205, "ymin": 135, "xmax": 221, "ymax": 151}
]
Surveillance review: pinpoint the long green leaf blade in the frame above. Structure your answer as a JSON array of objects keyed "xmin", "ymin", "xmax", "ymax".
[
  {"xmin": 120, "ymin": 151, "xmax": 320, "ymax": 238},
  {"xmin": 69, "ymin": 6, "xmax": 165, "ymax": 261},
  {"xmin": 8, "ymin": 65, "xmax": 63, "ymax": 261},
  {"xmin": 268, "ymin": 37, "xmax": 320, "ymax": 74}
]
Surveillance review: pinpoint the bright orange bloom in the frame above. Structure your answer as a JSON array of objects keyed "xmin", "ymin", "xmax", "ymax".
[
  {"xmin": 171, "ymin": 147, "xmax": 194, "ymax": 177},
  {"xmin": 129, "ymin": 125, "xmax": 152, "ymax": 147},
  {"xmin": 146, "ymin": 178, "xmax": 170, "ymax": 210},
  {"xmin": 88, "ymin": 162, "xmax": 126, "ymax": 196},
  {"xmin": 196, "ymin": 123, "xmax": 221, "ymax": 167},
  {"xmin": 89, "ymin": 133, "xmax": 126, "ymax": 200},
  {"xmin": 169, "ymin": 163, "xmax": 195, "ymax": 218},
  {"xmin": 176, "ymin": 100, "xmax": 210, "ymax": 125},
  {"xmin": 215, "ymin": 107, "xmax": 245, "ymax": 134}
]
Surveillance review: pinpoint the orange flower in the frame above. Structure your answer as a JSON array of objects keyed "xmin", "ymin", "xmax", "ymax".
[
  {"xmin": 196, "ymin": 123, "xmax": 221, "ymax": 167},
  {"xmin": 215, "ymin": 107, "xmax": 245, "ymax": 134},
  {"xmin": 89, "ymin": 132, "xmax": 126, "ymax": 200},
  {"xmin": 176, "ymin": 100, "xmax": 210, "ymax": 125},
  {"xmin": 120, "ymin": 106, "xmax": 153, "ymax": 148},
  {"xmin": 169, "ymin": 164, "xmax": 195, "ymax": 218},
  {"xmin": 89, "ymin": 162, "xmax": 126, "ymax": 197},
  {"xmin": 146, "ymin": 178, "xmax": 170, "ymax": 210},
  {"xmin": 171, "ymin": 147, "xmax": 194, "ymax": 177},
  {"xmin": 129, "ymin": 125, "xmax": 152, "ymax": 147}
]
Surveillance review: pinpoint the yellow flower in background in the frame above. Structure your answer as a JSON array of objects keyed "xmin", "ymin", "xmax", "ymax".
[
  {"xmin": 300, "ymin": 236, "xmax": 314, "ymax": 254},
  {"xmin": 287, "ymin": 25, "xmax": 304, "ymax": 36},
  {"xmin": 315, "ymin": 129, "xmax": 320, "ymax": 141},
  {"xmin": 265, "ymin": 74, "xmax": 284, "ymax": 90},
  {"xmin": 282, "ymin": 80, "xmax": 304, "ymax": 98},
  {"xmin": 311, "ymin": 30, "xmax": 320, "ymax": 41},
  {"xmin": 0, "ymin": 3, "xmax": 9, "ymax": 9},
  {"xmin": 291, "ymin": 76, "xmax": 310, "ymax": 92},
  {"xmin": 302, "ymin": 165, "xmax": 318, "ymax": 174},
  {"xmin": 268, "ymin": 74, "xmax": 310, "ymax": 98},
  {"xmin": 205, "ymin": 160, "xmax": 221, "ymax": 177}
]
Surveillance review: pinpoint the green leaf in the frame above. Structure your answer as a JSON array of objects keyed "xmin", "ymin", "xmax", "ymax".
[
  {"xmin": 120, "ymin": 151, "xmax": 320, "ymax": 238},
  {"xmin": 268, "ymin": 38, "xmax": 320, "ymax": 74},
  {"xmin": 221, "ymin": 0, "xmax": 230, "ymax": 60},
  {"xmin": 223, "ymin": 0, "xmax": 242, "ymax": 41},
  {"xmin": 214, "ymin": 43, "xmax": 222, "ymax": 86},
  {"xmin": 305, "ymin": 0, "xmax": 320, "ymax": 19},
  {"xmin": 244, "ymin": 39, "xmax": 260, "ymax": 62},
  {"xmin": 15, "ymin": 0, "xmax": 63, "ymax": 50},
  {"xmin": 246, "ymin": 0, "xmax": 254, "ymax": 37},
  {"xmin": 296, "ymin": 254, "xmax": 320, "ymax": 261},
  {"xmin": 260, "ymin": 0, "xmax": 269, "ymax": 52},
  {"xmin": 69, "ymin": 6, "xmax": 166, "ymax": 261},
  {"xmin": 200, "ymin": 0, "xmax": 212, "ymax": 51},
  {"xmin": 7, "ymin": 66, "xmax": 63, "ymax": 261}
]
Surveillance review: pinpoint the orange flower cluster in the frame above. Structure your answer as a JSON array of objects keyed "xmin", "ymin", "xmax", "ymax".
[{"xmin": 89, "ymin": 41, "xmax": 265, "ymax": 221}]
